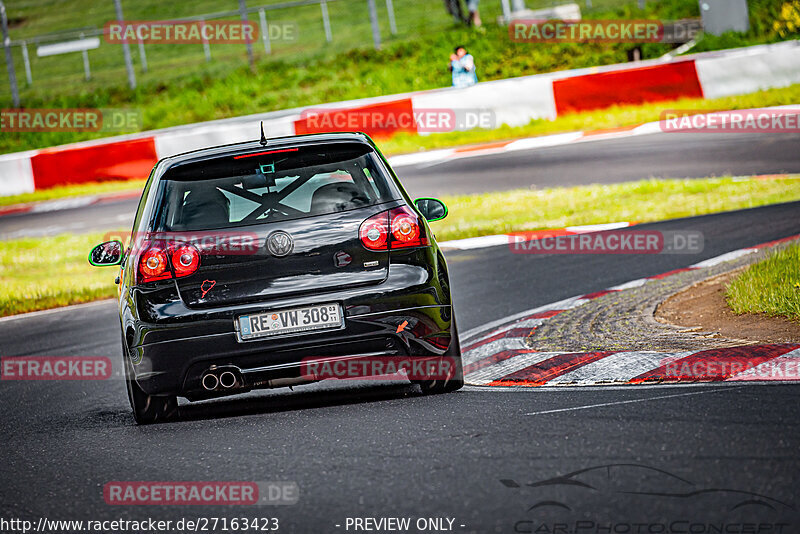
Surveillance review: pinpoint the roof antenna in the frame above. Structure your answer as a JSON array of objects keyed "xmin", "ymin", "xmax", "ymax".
[{"xmin": 259, "ymin": 121, "xmax": 268, "ymax": 146}]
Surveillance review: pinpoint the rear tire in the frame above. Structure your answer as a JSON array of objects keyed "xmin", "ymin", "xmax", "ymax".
[
  {"xmin": 415, "ymin": 316, "xmax": 464, "ymax": 394},
  {"xmin": 122, "ymin": 336, "xmax": 178, "ymax": 425}
]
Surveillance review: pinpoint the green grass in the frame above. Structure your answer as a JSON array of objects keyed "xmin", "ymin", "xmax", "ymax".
[
  {"xmin": 0, "ymin": 232, "xmax": 118, "ymax": 316},
  {"xmin": 2, "ymin": 0, "xmax": 796, "ymax": 154},
  {"xmin": 0, "ymin": 179, "xmax": 145, "ymax": 207},
  {"xmin": 2, "ymin": 174, "xmax": 799, "ymax": 317},
  {"xmin": 726, "ymin": 243, "xmax": 800, "ymax": 322},
  {"xmin": 428, "ymin": 175, "xmax": 800, "ymax": 241}
]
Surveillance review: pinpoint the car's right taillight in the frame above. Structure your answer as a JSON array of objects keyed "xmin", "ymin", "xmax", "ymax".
[
  {"xmin": 389, "ymin": 205, "xmax": 426, "ymax": 248},
  {"xmin": 359, "ymin": 206, "xmax": 428, "ymax": 251}
]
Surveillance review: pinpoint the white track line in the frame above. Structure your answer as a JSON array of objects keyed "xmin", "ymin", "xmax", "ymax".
[{"xmin": 525, "ymin": 387, "xmax": 740, "ymax": 415}]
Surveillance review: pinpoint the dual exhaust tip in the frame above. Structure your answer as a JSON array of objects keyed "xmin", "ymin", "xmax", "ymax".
[{"xmin": 202, "ymin": 368, "xmax": 240, "ymax": 391}]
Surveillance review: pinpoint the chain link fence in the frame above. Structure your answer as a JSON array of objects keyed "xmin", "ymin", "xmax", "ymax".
[{"xmin": 1, "ymin": 0, "xmax": 643, "ymax": 105}]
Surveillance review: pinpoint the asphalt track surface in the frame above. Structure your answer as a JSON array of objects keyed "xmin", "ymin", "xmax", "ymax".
[
  {"xmin": 2, "ymin": 130, "xmax": 800, "ymax": 239},
  {"xmin": 2, "ymin": 200, "xmax": 800, "ymax": 531}
]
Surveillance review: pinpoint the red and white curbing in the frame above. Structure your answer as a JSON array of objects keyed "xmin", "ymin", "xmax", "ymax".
[{"xmin": 461, "ymin": 234, "xmax": 800, "ymax": 387}]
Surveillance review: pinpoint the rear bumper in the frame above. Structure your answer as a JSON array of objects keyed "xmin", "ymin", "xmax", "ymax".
[
  {"xmin": 124, "ymin": 244, "xmax": 454, "ymax": 397},
  {"xmin": 128, "ymin": 302, "xmax": 453, "ymax": 396}
]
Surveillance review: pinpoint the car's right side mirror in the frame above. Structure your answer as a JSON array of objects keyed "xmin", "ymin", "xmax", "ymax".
[{"xmin": 413, "ymin": 198, "xmax": 448, "ymax": 222}]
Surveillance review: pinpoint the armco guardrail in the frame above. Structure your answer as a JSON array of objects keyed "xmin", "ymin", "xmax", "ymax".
[{"xmin": 1, "ymin": 40, "xmax": 798, "ymax": 197}]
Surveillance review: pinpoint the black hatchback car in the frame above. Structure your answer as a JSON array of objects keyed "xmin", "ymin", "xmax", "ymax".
[{"xmin": 89, "ymin": 132, "xmax": 462, "ymax": 424}]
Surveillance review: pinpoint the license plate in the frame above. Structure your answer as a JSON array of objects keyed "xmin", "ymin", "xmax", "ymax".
[{"xmin": 236, "ymin": 303, "xmax": 342, "ymax": 341}]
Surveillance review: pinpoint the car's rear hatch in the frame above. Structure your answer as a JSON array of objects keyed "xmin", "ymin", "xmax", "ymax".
[
  {"xmin": 174, "ymin": 204, "xmax": 391, "ymax": 307},
  {"xmin": 150, "ymin": 141, "xmax": 402, "ymax": 307}
]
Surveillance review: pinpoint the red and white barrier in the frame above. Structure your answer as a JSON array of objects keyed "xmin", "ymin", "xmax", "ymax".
[
  {"xmin": 1, "ymin": 41, "xmax": 798, "ymax": 197},
  {"xmin": 695, "ymin": 41, "xmax": 800, "ymax": 98},
  {"xmin": 0, "ymin": 151, "xmax": 35, "ymax": 196},
  {"xmin": 553, "ymin": 60, "xmax": 704, "ymax": 113}
]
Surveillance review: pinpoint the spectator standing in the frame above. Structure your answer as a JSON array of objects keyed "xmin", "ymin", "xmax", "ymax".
[
  {"xmin": 449, "ymin": 45, "xmax": 478, "ymax": 88},
  {"xmin": 466, "ymin": 0, "xmax": 481, "ymax": 27},
  {"xmin": 443, "ymin": 0, "xmax": 465, "ymax": 24}
]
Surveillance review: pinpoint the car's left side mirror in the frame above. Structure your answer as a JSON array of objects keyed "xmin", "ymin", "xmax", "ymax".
[
  {"xmin": 88, "ymin": 240, "xmax": 123, "ymax": 266},
  {"xmin": 414, "ymin": 198, "xmax": 448, "ymax": 222}
]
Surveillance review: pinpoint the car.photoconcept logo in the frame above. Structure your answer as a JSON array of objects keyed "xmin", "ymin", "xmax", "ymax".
[
  {"xmin": 502, "ymin": 464, "xmax": 795, "ymax": 532},
  {"xmin": 267, "ymin": 231, "xmax": 294, "ymax": 257}
]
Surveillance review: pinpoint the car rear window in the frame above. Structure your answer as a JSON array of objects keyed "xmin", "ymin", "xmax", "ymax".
[{"xmin": 153, "ymin": 142, "xmax": 400, "ymax": 231}]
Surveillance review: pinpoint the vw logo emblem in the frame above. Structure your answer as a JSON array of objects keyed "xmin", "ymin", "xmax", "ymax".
[{"xmin": 267, "ymin": 231, "xmax": 294, "ymax": 257}]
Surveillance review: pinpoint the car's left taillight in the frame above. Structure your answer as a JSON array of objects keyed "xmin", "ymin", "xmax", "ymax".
[{"xmin": 136, "ymin": 241, "xmax": 200, "ymax": 284}]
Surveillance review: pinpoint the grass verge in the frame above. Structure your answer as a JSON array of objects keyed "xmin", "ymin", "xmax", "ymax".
[
  {"xmin": 429, "ymin": 175, "xmax": 800, "ymax": 241},
  {"xmin": 0, "ymin": 233, "xmax": 118, "ymax": 317},
  {"xmin": 2, "ymin": 174, "xmax": 799, "ymax": 317},
  {"xmin": 726, "ymin": 243, "xmax": 800, "ymax": 322}
]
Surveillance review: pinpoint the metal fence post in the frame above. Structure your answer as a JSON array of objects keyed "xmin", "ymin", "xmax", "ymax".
[
  {"xmin": 80, "ymin": 32, "xmax": 91, "ymax": 80},
  {"xmin": 113, "ymin": 0, "xmax": 136, "ymax": 90},
  {"xmin": 367, "ymin": 0, "xmax": 381, "ymax": 50},
  {"xmin": 258, "ymin": 9, "xmax": 271, "ymax": 54},
  {"xmin": 200, "ymin": 18, "xmax": 211, "ymax": 61},
  {"xmin": 321, "ymin": 1, "xmax": 333, "ymax": 43},
  {"xmin": 21, "ymin": 40, "xmax": 31, "ymax": 85},
  {"xmin": 385, "ymin": 0, "xmax": 397, "ymax": 35},
  {"xmin": 500, "ymin": 0, "xmax": 511, "ymax": 21},
  {"xmin": 0, "ymin": 0, "xmax": 20, "ymax": 106},
  {"xmin": 137, "ymin": 40, "xmax": 147, "ymax": 73},
  {"xmin": 238, "ymin": 0, "xmax": 255, "ymax": 70}
]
